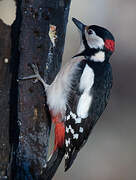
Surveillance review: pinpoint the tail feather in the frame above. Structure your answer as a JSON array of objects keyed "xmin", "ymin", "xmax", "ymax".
[
  {"xmin": 41, "ymin": 148, "xmax": 65, "ymax": 180},
  {"xmin": 54, "ymin": 121, "xmax": 65, "ymax": 151},
  {"xmin": 65, "ymin": 149, "xmax": 78, "ymax": 171}
]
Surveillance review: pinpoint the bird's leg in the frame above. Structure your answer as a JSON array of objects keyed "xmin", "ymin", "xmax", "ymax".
[{"xmin": 19, "ymin": 64, "xmax": 49, "ymax": 91}]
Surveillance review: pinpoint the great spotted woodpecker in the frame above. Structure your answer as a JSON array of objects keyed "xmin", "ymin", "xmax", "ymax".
[{"xmin": 20, "ymin": 18, "xmax": 115, "ymax": 171}]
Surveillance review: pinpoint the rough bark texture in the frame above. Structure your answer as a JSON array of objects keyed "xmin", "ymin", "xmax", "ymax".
[
  {"xmin": 9, "ymin": 0, "xmax": 71, "ymax": 179},
  {"xmin": 0, "ymin": 19, "xmax": 11, "ymax": 179}
]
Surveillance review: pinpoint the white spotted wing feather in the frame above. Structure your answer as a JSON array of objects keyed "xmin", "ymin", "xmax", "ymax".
[{"xmin": 65, "ymin": 64, "xmax": 95, "ymax": 171}]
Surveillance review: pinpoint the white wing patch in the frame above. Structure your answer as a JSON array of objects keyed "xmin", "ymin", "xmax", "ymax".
[
  {"xmin": 66, "ymin": 115, "xmax": 70, "ymax": 120},
  {"xmin": 77, "ymin": 93, "xmax": 93, "ymax": 119},
  {"xmin": 70, "ymin": 111, "xmax": 77, "ymax": 119},
  {"xmin": 79, "ymin": 127, "xmax": 84, "ymax": 133},
  {"xmin": 73, "ymin": 134, "xmax": 79, "ymax": 139},
  {"xmin": 65, "ymin": 138, "xmax": 70, "ymax": 147},
  {"xmin": 65, "ymin": 152, "xmax": 69, "ymax": 159},
  {"xmin": 66, "ymin": 125, "xmax": 75, "ymax": 134},
  {"xmin": 75, "ymin": 117, "xmax": 81, "ymax": 124},
  {"xmin": 77, "ymin": 65, "xmax": 94, "ymax": 119},
  {"xmin": 79, "ymin": 65, "xmax": 94, "ymax": 92}
]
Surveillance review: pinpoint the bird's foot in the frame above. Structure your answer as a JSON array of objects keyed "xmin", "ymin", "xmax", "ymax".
[{"xmin": 18, "ymin": 64, "xmax": 49, "ymax": 91}]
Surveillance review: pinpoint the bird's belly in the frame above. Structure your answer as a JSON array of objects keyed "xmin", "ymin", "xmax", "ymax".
[{"xmin": 46, "ymin": 82, "xmax": 67, "ymax": 116}]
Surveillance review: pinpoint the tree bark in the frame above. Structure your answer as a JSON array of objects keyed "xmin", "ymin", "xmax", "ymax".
[
  {"xmin": 0, "ymin": 19, "xmax": 11, "ymax": 179},
  {"xmin": 9, "ymin": 0, "xmax": 71, "ymax": 179}
]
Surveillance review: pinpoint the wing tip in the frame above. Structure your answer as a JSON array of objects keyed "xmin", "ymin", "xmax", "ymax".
[
  {"xmin": 64, "ymin": 150, "xmax": 79, "ymax": 172},
  {"xmin": 65, "ymin": 164, "xmax": 70, "ymax": 172},
  {"xmin": 65, "ymin": 159, "xmax": 73, "ymax": 172}
]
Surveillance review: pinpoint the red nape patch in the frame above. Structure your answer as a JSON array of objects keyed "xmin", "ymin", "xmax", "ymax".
[
  {"xmin": 54, "ymin": 122, "xmax": 65, "ymax": 151},
  {"xmin": 105, "ymin": 39, "xmax": 115, "ymax": 52}
]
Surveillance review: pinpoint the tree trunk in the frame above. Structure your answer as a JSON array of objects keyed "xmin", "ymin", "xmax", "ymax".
[
  {"xmin": 0, "ymin": 19, "xmax": 11, "ymax": 179},
  {"xmin": 9, "ymin": 0, "xmax": 71, "ymax": 179}
]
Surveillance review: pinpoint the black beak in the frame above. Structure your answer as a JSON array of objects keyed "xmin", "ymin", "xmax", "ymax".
[{"xmin": 72, "ymin": 17, "xmax": 86, "ymax": 33}]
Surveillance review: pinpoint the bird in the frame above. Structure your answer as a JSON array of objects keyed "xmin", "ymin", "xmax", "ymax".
[{"xmin": 19, "ymin": 17, "xmax": 115, "ymax": 172}]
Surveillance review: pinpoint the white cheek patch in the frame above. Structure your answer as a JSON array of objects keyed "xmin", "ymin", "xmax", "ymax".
[
  {"xmin": 85, "ymin": 31, "xmax": 104, "ymax": 49},
  {"xmin": 91, "ymin": 51, "xmax": 105, "ymax": 62}
]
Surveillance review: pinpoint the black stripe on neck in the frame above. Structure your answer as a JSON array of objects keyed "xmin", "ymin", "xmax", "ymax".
[
  {"xmin": 73, "ymin": 33, "xmax": 101, "ymax": 58},
  {"xmin": 73, "ymin": 48, "xmax": 100, "ymax": 59}
]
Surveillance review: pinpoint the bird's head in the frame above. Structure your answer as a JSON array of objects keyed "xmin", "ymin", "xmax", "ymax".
[{"xmin": 72, "ymin": 18, "xmax": 115, "ymax": 62}]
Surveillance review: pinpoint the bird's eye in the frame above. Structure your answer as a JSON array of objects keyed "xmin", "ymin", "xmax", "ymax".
[{"xmin": 88, "ymin": 29, "xmax": 93, "ymax": 35}]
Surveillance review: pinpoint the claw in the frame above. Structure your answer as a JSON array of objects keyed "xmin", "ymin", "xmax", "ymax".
[
  {"xmin": 31, "ymin": 64, "xmax": 39, "ymax": 74},
  {"xmin": 33, "ymin": 78, "xmax": 38, "ymax": 83},
  {"xmin": 18, "ymin": 74, "xmax": 38, "ymax": 81},
  {"xmin": 18, "ymin": 63, "xmax": 49, "ymax": 91}
]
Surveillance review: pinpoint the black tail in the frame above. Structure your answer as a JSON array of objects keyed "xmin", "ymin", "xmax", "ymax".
[
  {"xmin": 65, "ymin": 149, "xmax": 79, "ymax": 172},
  {"xmin": 39, "ymin": 148, "xmax": 65, "ymax": 180}
]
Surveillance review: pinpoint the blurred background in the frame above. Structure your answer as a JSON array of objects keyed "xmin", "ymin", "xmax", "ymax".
[{"xmin": 0, "ymin": 0, "xmax": 136, "ymax": 179}]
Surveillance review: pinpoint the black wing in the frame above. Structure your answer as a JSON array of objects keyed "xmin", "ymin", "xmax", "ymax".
[{"xmin": 64, "ymin": 61, "xmax": 113, "ymax": 171}]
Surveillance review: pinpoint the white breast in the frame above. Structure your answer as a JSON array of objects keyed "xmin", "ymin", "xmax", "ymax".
[
  {"xmin": 46, "ymin": 57, "xmax": 83, "ymax": 116},
  {"xmin": 77, "ymin": 65, "xmax": 94, "ymax": 119}
]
